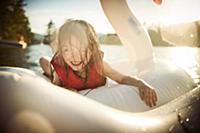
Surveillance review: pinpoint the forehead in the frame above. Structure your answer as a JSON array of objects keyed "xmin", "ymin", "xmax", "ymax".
[{"xmin": 61, "ymin": 35, "xmax": 89, "ymax": 49}]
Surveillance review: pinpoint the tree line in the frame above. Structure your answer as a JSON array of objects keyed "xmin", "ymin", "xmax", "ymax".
[{"xmin": 0, "ymin": 0, "xmax": 33, "ymax": 44}]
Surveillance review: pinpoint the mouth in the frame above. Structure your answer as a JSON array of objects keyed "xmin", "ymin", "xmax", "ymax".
[{"xmin": 71, "ymin": 61, "xmax": 83, "ymax": 66}]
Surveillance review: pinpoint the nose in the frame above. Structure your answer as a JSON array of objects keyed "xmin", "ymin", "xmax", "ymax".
[{"xmin": 71, "ymin": 49, "xmax": 82, "ymax": 62}]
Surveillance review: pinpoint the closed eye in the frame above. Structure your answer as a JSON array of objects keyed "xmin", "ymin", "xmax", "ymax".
[{"xmin": 62, "ymin": 48, "xmax": 68, "ymax": 52}]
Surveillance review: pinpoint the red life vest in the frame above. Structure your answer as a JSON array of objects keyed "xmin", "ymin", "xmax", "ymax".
[{"xmin": 50, "ymin": 53, "xmax": 106, "ymax": 91}]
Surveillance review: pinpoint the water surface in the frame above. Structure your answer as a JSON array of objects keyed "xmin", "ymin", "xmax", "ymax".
[{"xmin": 1, "ymin": 44, "xmax": 200, "ymax": 84}]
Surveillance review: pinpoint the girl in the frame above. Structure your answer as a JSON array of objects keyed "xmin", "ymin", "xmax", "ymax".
[{"xmin": 40, "ymin": 19, "xmax": 157, "ymax": 107}]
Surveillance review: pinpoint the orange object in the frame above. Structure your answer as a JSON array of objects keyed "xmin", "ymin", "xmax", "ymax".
[{"xmin": 153, "ymin": 0, "xmax": 162, "ymax": 5}]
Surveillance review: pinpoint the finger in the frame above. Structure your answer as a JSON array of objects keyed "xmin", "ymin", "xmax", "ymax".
[
  {"xmin": 148, "ymin": 88, "xmax": 155, "ymax": 107},
  {"xmin": 145, "ymin": 88, "xmax": 151, "ymax": 107},
  {"xmin": 151, "ymin": 89, "xmax": 157, "ymax": 105},
  {"xmin": 148, "ymin": 88, "xmax": 153, "ymax": 107},
  {"xmin": 139, "ymin": 87, "xmax": 145, "ymax": 101},
  {"xmin": 138, "ymin": 88, "xmax": 144, "ymax": 101},
  {"xmin": 153, "ymin": 92, "xmax": 157, "ymax": 106},
  {"xmin": 148, "ymin": 89, "xmax": 154, "ymax": 107},
  {"xmin": 151, "ymin": 89, "xmax": 156, "ymax": 106},
  {"xmin": 141, "ymin": 88, "xmax": 145, "ymax": 101},
  {"xmin": 154, "ymin": 90, "xmax": 158, "ymax": 102}
]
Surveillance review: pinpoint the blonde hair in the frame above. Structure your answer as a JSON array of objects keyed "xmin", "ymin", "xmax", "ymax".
[
  {"xmin": 50, "ymin": 31, "xmax": 58, "ymax": 53},
  {"xmin": 52, "ymin": 19, "xmax": 103, "ymax": 74}
]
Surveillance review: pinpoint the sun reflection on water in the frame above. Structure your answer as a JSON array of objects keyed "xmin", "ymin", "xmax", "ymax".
[
  {"xmin": 165, "ymin": 47, "xmax": 200, "ymax": 84},
  {"xmin": 170, "ymin": 47, "xmax": 197, "ymax": 68}
]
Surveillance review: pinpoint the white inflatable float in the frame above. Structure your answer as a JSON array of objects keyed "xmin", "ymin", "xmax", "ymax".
[
  {"xmin": 0, "ymin": 0, "xmax": 199, "ymax": 132},
  {"xmin": 0, "ymin": 67, "xmax": 200, "ymax": 132},
  {"xmin": 80, "ymin": 0, "xmax": 196, "ymax": 112}
]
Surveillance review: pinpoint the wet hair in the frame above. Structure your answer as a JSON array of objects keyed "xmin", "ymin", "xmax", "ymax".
[
  {"xmin": 52, "ymin": 19, "xmax": 104, "ymax": 75},
  {"xmin": 50, "ymin": 31, "xmax": 58, "ymax": 53}
]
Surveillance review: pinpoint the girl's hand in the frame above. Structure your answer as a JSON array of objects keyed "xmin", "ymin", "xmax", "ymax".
[
  {"xmin": 52, "ymin": 71, "xmax": 62, "ymax": 86},
  {"xmin": 69, "ymin": 88, "xmax": 78, "ymax": 93},
  {"xmin": 137, "ymin": 80, "xmax": 158, "ymax": 107}
]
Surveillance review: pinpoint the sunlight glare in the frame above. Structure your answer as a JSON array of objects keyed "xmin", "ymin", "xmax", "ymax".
[
  {"xmin": 160, "ymin": 22, "xmax": 198, "ymax": 46},
  {"xmin": 170, "ymin": 47, "xmax": 197, "ymax": 69},
  {"xmin": 110, "ymin": 113, "xmax": 161, "ymax": 127}
]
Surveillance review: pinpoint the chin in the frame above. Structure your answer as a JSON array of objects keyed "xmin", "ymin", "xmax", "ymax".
[{"xmin": 70, "ymin": 65, "xmax": 84, "ymax": 71}]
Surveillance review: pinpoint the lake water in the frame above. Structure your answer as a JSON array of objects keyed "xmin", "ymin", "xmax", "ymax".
[{"xmin": 1, "ymin": 44, "xmax": 200, "ymax": 84}]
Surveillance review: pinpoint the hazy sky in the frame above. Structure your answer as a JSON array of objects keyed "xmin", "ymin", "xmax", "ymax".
[{"xmin": 25, "ymin": 0, "xmax": 200, "ymax": 34}]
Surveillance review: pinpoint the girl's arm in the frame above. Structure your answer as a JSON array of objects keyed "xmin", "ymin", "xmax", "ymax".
[
  {"xmin": 103, "ymin": 61, "xmax": 157, "ymax": 107},
  {"xmin": 52, "ymin": 71, "xmax": 62, "ymax": 86}
]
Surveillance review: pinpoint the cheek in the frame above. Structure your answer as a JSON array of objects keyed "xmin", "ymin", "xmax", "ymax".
[
  {"xmin": 66, "ymin": 61, "xmax": 72, "ymax": 67},
  {"xmin": 62, "ymin": 52, "xmax": 71, "ymax": 62},
  {"xmin": 86, "ymin": 50, "xmax": 92, "ymax": 61},
  {"xmin": 82, "ymin": 51, "xmax": 91, "ymax": 63}
]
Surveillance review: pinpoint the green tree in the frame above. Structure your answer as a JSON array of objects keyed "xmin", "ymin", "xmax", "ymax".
[
  {"xmin": 0, "ymin": 0, "xmax": 33, "ymax": 44},
  {"xmin": 43, "ymin": 20, "xmax": 56, "ymax": 44}
]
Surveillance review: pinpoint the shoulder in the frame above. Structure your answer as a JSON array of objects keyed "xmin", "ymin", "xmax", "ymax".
[
  {"xmin": 90, "ymin": 50, "xmax": 104, "ymax": 63},
  {"xmin": 102, "ymin": 61, "xmax": 121, "ymax": 76},
  {"xmin": 103, "ymin": 61, "xmax": 112, "ymax": 72},
  {"xmin": 102, "ymin": 61, "xmax": 126, "ymax": 83},
  {"xmin": 99, "ymin": 50, "xmax": 104, "ymax": 59},
  {"xmin": 51, "ymin": 52, "xmax": 64, "ymax": 66}
]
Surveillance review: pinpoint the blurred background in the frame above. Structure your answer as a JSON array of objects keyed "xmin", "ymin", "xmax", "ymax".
[{"xmin": 0, "ymin": 0, "xmax": 200, "ymax": 84}]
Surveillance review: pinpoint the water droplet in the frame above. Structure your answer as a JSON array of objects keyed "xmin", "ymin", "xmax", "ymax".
[
  {"xmin": 178, "ymin": 112, "xmax": 182, "ymax": 116},
  {"xmin": 186, "ymin": 118, "xmax": 189, "ymax": 122},
  {"xmin": 180, "ymin": 119, "xmax": 184, "ymax": 124},
  {"xmin": 13, "ymin": 74, "xmax": 21, "ymax": 81},
  {"xmin": 141, "ymin": 127, "xmax": 146, "ymax": 132},
  {"xmin": 196, "ymin": 97, "xmax": 200, "ymax": 100},
  {"xmin": 169, "ymin": 125, "xmax": 175, "ymax": 132},
  {"xmin": 190, "ymin": 34, "xmax": 194, "ymax": 38}
]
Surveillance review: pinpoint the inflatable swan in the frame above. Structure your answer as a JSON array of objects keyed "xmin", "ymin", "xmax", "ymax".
[
  {"xmin": 0, "ymin": 0, "xmax": 199, "ymax": 132},
  {"xmin": 80, "ymin": 0, "xmax": 196, "ymax": 112}
]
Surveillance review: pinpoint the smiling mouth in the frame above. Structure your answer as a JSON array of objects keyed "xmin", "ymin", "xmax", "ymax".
[{"xmin": 71, "ymin": 61, "xmax": 83, "ymax": 66}]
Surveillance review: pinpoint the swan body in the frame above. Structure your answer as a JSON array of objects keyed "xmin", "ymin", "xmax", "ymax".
[
  {"xmin": 0, "ymin": 67, "xmax": 200, "ymax": 132},
  {"xmin": 0, "ymin": 0, "xmax": 198, "ymax": 132}
]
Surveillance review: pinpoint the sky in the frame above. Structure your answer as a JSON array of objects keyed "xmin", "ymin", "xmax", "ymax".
[{"xmin": 25, "ymin": 0, "xmax": 200, "ymax": 35}]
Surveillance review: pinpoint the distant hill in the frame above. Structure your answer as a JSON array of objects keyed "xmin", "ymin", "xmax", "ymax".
[
  {"xmin": 99, "ymin": 33, "xmax": 122, "ymax": 45},
  {"xmin": 31, "ymin": 30, "xmax": 175, "ymax": 46},
  {"xmin": 148, "ymin": 28, "xmax": 172, "ymax": 47},
  {"xmin": 98, "ymin": 31, "xmax": 172, "ymax": 46},
  {"xmin": 31, "ymin": 33, "xmax": 44, "ymax": 44}
]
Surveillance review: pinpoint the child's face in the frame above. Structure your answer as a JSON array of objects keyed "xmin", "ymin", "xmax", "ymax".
[{"xmin": 61, "ymin": 35, "xmax": 92, "ymax": 71}]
